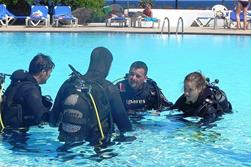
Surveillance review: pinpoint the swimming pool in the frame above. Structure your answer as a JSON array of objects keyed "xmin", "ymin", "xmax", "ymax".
[{"xmin": 0, "ymin": 32, "xmax": 251, "ymax": 166}]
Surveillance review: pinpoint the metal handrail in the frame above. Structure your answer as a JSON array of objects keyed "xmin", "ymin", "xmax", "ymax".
[
  {"xmin": 176, "ymin": 17, "xmax": 184, "ymax": 34},
  {"xmin": 161, "ymin": 17, "xmax": 170, "ymax": 34}
]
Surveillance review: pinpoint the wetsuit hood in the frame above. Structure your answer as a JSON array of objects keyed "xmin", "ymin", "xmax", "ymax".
[{"xmin": 86, "ymin": 47, "xmax": 113, "ymax": 79}]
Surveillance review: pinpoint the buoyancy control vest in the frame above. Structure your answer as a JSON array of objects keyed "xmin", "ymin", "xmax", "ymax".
[
  {"xmin": 193, "ymin": 80, "xmax": 232, "ymax": 119},
  {"xmin": 208, "ymin": 83, "xmax": 232, "ymax": 115},
  {"xmin": 1, "ymin": 80, "xmax": 33, "ymax": 129},
  {"xmin": 58, "ymin": 65, "xmax": 113, "ymax": 145},
  {"xmin": 116, "ymin": 76, "xmax": 171, "ymax": 112}
]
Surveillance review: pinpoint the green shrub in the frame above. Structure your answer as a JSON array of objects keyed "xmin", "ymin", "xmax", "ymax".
[
  {"xmin": 52, "ymin": 0, "xmax": 104, "ymax": 10},
  {"xmin": 50, "ymin": 0, "xmax": 106, "ymax": 22},
  {"xmin": 139, "ymin": 0, "xmax": 153, "ymax": 8},
  {"xmin": 0, "ymin": 0, "xmax": 18, "ymax": 6},
  {"xmin": 0, "ymin": 0, "xmax": 105, "ymax": 22}
]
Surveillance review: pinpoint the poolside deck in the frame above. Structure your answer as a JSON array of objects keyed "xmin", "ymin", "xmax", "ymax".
[
  {"xmin": 1, "ymin": 8, "xmax": 251, "ymax": 35},
  {"xmin": 0, "ymin": 24, "xmax": 251, "ymax": 35}
]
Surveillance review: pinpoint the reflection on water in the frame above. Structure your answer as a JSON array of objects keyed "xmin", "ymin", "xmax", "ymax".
[
  {"xmin": 0, "ymin": 124, "xmax": 137, "ymax": 164},
  {"xmin": 210, "ymin": 147, "xmax": 251, "ymax": 164},
  {"xmin": 0, "ymin": 112, "xmax": 250, "ymax": 166},
  {"xmin": 55, "ymin": 132, "xmax": 137, "ymax": 162},
  {"xmin": 2, "ymin": 129, "xmax": 30, "ymax": 151},
  {"xmin": 56, "ymin": 142, "xmax": 118, "ymax": 162}
]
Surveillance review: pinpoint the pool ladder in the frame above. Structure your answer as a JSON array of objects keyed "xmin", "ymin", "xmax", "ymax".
[
  {"xmin": 176, "ymin": 17, "xmax": 184, "ymax": 34},
  {"xmin": 161, "ymin": 17, "xmax": 184, "ymax": 34},
  {"xmin": 161, "ymin": 17, "xmax": 170, "ymax": 34}
]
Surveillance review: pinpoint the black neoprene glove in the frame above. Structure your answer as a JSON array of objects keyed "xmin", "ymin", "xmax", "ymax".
[{"xmin": 42, "ymin": 95, "xmax": 53, "ymax": 110}]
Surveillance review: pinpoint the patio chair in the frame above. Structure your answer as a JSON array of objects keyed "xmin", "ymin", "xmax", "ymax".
[
  {"xmin": 25, "ymin": 5, "xmax": 50, "ymax": 27},
  {"xmin": 192, "ymin": 4, "xmax": 228, "ymax": 28},
  {"xmin": 212, "ymin": 4, "xmax": 229, "ymax": 29},
  {"xmin": 52, "ymin": 6, "xmax": 78, "ymax": 27},
  {"xmin": 0, "ymin": 4, "xmax": 15, "ymax": 27},
  {"xmin": 103, "ymin": 4, "xmax": 128, "ymax": 27},
  {"xmin": 0, "ymin": 4, "xmax": 27, "ymax": 27}
]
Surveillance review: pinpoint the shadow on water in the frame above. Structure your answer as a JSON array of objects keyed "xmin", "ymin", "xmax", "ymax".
[
  {"xmin": 1, "ymin": 126, "xmax": 137, "ymax": 163},
  {"xmin": 0, "ymin": 129, "xmax": 62, "ymax": 160},
  {"xmin": 210, "ymin": 147, "xmax": 251, "ymax": 165},
  {"xmin": 55, "ymin": 142, "xmax": 118, "ymax": 162},
  {"xmin": 1, "ymin": 129, "xmax": 33, "ymax": 152},
  {"xmin": 55, "ymin": 133, "xmax": 137, "ymax": 163}
]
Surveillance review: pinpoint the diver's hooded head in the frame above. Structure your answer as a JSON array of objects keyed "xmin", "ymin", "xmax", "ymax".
[{"xmin": 86, "ymin": 47, "xmax": 113, "ymax": 79}]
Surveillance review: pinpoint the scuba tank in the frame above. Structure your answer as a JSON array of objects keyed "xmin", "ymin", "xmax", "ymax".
[
  {"xmin": 206, "ymin": 78, "xmax": 225, "ymax": 102},
  {"xmin": 206, "ymin": 78, "xmax": 232, "ymax": 113},
  {"xmin": 59, "ymin": 65, "xmax": 111, "ymax": 146}
]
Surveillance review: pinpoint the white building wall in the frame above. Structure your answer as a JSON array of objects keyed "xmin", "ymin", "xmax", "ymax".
[{"xmin": 128, "ymin": 9, "xmax": 225, "ymax": 28}]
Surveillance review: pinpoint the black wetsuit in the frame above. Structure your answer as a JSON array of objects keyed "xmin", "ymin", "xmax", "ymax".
[
  {"xmin": 116, "ymin": 79, "xmax": 172, "ymax": 113},
  {"xmin": 2, "ymin": 70, "xmax": 49, "ymax": 129},
  {"xmin": 172, "ymin": 87, "xmax": 232, "ymax": 125},
  {"xmin": 50, "ymin": 47, "xmax": 132, "ymax": 145}
]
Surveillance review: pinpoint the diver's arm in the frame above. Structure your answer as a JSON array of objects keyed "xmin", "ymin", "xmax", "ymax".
[
  {"xmin": 170, "ymin": 95, "xmax": 185, "ymax": 110},
  {"xmin": 49, "ymin": 94, "xmax": 61, "ymax": 127},
  {"xmin": 159, "ymin": 90, "xmax": 173, "ymax": 109},
  {"xmin": 198, "ymin": 104, "xmax": 217, "ymax": 126},
  {"xmin": 24, "ymin": 86, "xmax": 49, "ymax": 124},
  {"xmin": 109, "ymin": 85, "xmax": 132, "ymax": 132},
  {"xmin": 148, "ymin": 79, "xmax": 173, "ymax": 111},
  {"xmin": 50, "ymin": 82, "xmax": 68, "ymax": 127}
]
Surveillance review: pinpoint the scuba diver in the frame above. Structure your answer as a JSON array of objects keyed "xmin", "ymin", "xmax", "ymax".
[
  {"xmin": 171, "ymin": 71, "xmax": 232, "ymax": 126},
  {"xmin": 115, "ymin": 61, "xmax": 173, "ymax": 115},
  {"xmin": 50, "ymin": 47, "xmax": 132, "ymax": 147},
  {"xmin": 0, "ymin": 53, "xmax": 54, "ymax": 132}
]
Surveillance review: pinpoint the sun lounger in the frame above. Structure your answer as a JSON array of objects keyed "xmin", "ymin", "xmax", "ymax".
[
  {"xmin": 0, "ymin": 4, "xmax": 15, "ymax": 27},
  {"xmin": 192, "ymin": 4, "xmax": 228, "ymax": 28},
  {"xmin": 25, "ymin": 5, "xmax": 50, "ymax": 27},
  {"xmin": 104, "ymin": 4, "xmax": 128, "ymax": 27},
  {"xmin": 52, "ymin": 6, "xmax": 78, "ymax": 27},
  {"xmin": 137, "ymin": 16, "xmax": 160, "ymax": 28}
]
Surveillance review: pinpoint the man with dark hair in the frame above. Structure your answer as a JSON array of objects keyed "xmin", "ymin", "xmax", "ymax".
[
  {"xmin": 50, "ymin": 47, "xmax": 132, "ymax": 147},
  {"xmin": 116, "ymin": 61, "xmax": 173, "ymax": 114},
  {"xmin": 1, "ymin": 53, "xmax": 55, "ymax": 130}
]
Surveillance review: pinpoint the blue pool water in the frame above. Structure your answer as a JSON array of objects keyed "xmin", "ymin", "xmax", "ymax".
[{"xmin": 0, "ymin": 32, "xmax": 251, "ymax": 166}]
